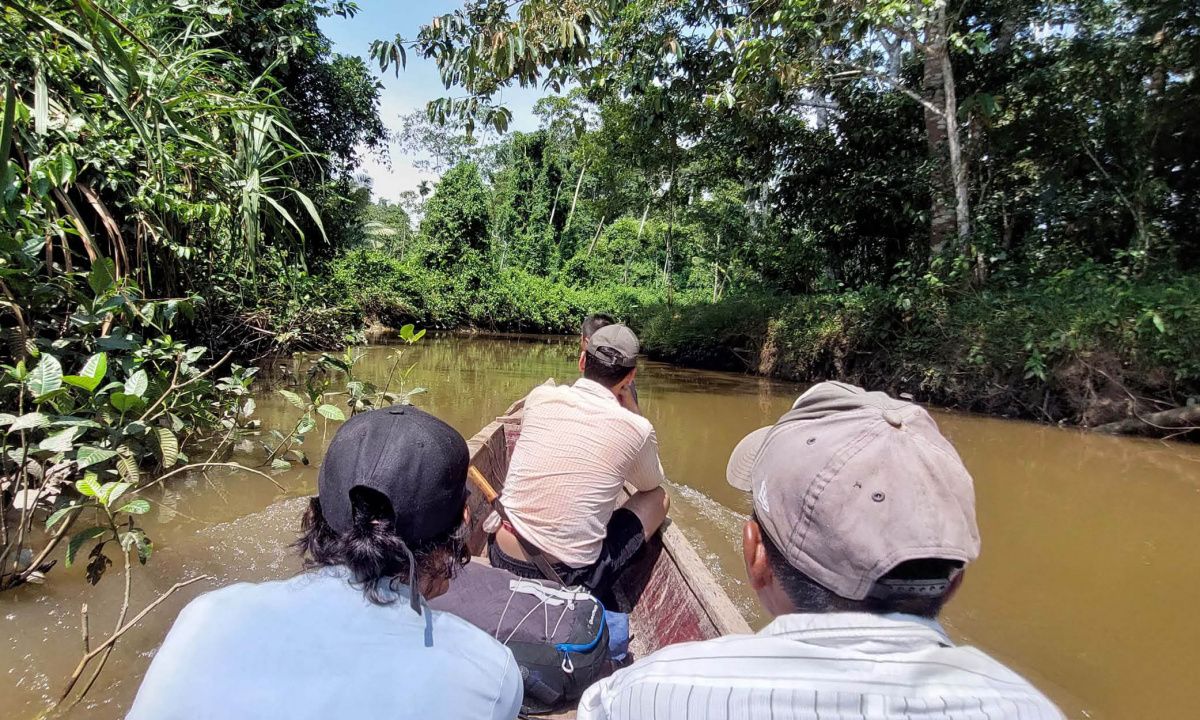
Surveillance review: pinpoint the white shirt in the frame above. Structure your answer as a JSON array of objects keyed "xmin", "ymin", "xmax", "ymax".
[
  {"xmin": 127, "ymin": 569, "xmax": 522, "ymax": 720},
  {"xmin": 578, "ymin": 612, "xmax": 1063, "ymax": 720},
  {"xmin": 501, "ymin": 378, "xmax": 666, "ymax": 566}
]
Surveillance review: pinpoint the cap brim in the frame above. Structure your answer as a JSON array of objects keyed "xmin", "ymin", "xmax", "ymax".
[{"xmin": 726, "ymin": 426, "xmax": 773, "ymax": 492}]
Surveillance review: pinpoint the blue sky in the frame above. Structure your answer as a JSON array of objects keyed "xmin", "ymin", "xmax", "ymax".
[{"xmin": 320, "ymin": 2, "xmax": 550, "ymax": 202}]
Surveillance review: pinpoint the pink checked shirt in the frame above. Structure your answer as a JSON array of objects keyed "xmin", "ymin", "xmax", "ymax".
[{"xmin": 500, "ymin": 378, "xmax": 666, "ymax": 567}]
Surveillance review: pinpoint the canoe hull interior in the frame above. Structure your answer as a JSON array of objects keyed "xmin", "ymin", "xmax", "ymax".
[{"xmin": 464, "ymin": 410, "xmax": 750, "ymax": 665}]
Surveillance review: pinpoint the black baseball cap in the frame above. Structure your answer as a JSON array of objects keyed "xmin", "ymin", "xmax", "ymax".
[{"xmin": 317, "ymin": 406, "xmax": 469, "ymax": 544}]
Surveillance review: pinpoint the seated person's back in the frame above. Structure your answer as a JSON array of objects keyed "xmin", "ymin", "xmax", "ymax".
[
  {"xmin": 493, "ymin": 324, "xmax": 669, "ymax": 592},
  {"xmin": 578, "ymin": 382, "xmax": 1063, "ymax": 720},
  {"xmin": 504, "ymin": 377, "xmax": 661, "ymax": 563},
  {"xmin": 127, "ymin": 407, "xmax": 522, "ymax": 720}
]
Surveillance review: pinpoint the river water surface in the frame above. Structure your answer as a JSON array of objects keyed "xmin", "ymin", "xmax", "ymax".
[{"xmin": 3, "ymin": 335, "xmax": 1199, "ymax": 718}]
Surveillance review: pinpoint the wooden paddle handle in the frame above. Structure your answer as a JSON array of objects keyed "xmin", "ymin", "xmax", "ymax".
[{"xmin": 467, "ymin": 465, "xmax": 499, "ymax": 504}]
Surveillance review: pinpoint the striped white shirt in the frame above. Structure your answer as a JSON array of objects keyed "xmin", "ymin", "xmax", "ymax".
[
  {"xmin": 501, "ymin": 378, "xmax": 666, "ymax": 567},
  {"xmin": 577, "ymin": 612, "xmax": 1063, "ymax": 720}
]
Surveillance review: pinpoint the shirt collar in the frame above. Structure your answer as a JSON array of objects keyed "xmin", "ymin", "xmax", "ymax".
[
  {"xmin": 573, "ymin": 377, "xmax": 619, "ymax": 403},
  {"xmin": 759, "ymin": 611, "xmax": 953, "ymax": 652}
]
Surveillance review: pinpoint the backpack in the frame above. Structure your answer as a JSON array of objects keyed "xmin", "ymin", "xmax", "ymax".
[{"xmin": 430, "ymin": 561, "xmax": 611, "ymax": 714}]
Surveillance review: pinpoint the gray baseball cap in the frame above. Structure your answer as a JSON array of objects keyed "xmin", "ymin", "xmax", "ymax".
[
  {"xmin": 586, "ymin": 324, "xmax": 639, "ymax": 368},
  {"xmin": 727, "ymin": 381, "xmax": 980, "ymax": 601}
]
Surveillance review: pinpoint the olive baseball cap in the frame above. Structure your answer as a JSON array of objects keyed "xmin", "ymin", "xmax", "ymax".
[
  {"xmin": 726, "ymin": 381, "xmax": 980, "ymax": 601},
  {"xmin": 586, "ymin": 324, "xmax": 639, "ymax": 368}
]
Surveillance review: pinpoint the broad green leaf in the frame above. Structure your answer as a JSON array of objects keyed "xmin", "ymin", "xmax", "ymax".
[
  {"xmin": 124, "ymin": 369, "xmax": 149, "ymax": 398},
  {"xmin": 63, "ymin": 353, "xmax": 107, "ymax": 393},
  {"xmin": 241, "ymin": 398, "xmax": 256, "ymax": 417},
  {"xmin": 116, "ymin": 499, "xmax": 150, "ymax": 515},
  {"xmin": 75, "ymin": 473, "xmax": 101, "ymax": 497},
  {"xmin": 155, "ymin": 427, "xmax": 179, "ymax": 467},
  {"xmin": 26, "ymin": 354, "xmax": 63, "ymax": 398},
  {"xmin": 110, "ymin": 392, "xmax": 144, "ymax": 413},
  {"xmin": 317, "ymin": 404, "xmax": 345, "ymax": 421},
  {"xmin": 399, "ymin": 323, "xmax": 415, "ymax": 341},
  {"xmin": 97, "ymin": 481, "xmax": 133, "ymax": 507},
  {"xmin": 45, "ymin": 503, "xmax": 81, "ymax": 531},
  {"xmin": 9, "ymin": 412, "xmax": 49, "ymax": 433},
  {"xmin": 0, "ymin": 412, "xmax": 16, "ymax": 427},
  {"xmin": 88, "ymin": 258, "xmax": 116, "ymax": 295},
  {"xmin": 278, "ymin": 389, "xmax": 307, "ymax": 409},
  {"xmin": 49, "ymin": 416, "xmax": 102, "ymax": 429},
  {"xmin": 116, "ymin": 454, "xmax": 140, "ymax": 484},
  {"xmin": 270, "ymin": 458, "xmax": 292, "ymax": 470},
  {"xmin": 38, "ymin": 426, "xmax": 81, "ymax": 453},
  {"xmin": 66, "ymin": 526, "xmax": 107, "ymax": 567},
  {"xmin": 296, "ymin": 414, "xmax": 316, "ymax": 435},
  {"xmin": 76, "ymin": 446, "xmax": 117, "ymax": 469},
  {"xmin": 1152, "ymin": 312, "xmax": 1166, "ymax": 333}
]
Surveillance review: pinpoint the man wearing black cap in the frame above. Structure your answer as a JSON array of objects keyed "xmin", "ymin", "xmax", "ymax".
[
  {"xmin": 491, "ymin": 324, "xmax": 669, "ymax": 594},
  {"xmin": 127, "ymin": 407, "xmax": 523, "ymax": 720}
]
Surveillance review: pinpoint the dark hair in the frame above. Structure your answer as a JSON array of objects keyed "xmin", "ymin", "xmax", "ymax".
[
  {"xmin": 755, "ymin": 513, "xmax": 958, "ymax": 618},
  {"xmin": 581, "ymin": 313, "xmax": 615, "ymax": 339},
  {"xmin": 582, "ymin": 349, "xmax": 635, "ymax": 388},
  {"xmin": 294, "ymin": 487, "xmax": 468, "ymax": 605}
]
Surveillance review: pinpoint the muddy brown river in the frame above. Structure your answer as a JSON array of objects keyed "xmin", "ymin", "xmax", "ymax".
[{"xmin": 3, "ymin": 335, "xmax": 1199, "ymax": 718}]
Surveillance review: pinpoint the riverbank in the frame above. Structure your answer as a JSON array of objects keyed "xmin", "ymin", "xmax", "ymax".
[
  {"xmin": 634, "ymin": 268, "xmax": 1200, "ymax": 429},
  {"xmin": 332, "ymin": 249, "xmax": 1200, "ymax": 431}
]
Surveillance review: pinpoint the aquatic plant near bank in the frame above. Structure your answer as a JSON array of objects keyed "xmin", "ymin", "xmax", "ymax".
[{"xmin": 264, "ymin": 324, "xmax": 429, "ymax": 471}]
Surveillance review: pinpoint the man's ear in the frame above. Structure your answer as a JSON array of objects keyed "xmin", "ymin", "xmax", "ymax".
[
  {"xmin": 578, "ymin": 350, "xmax": 587, "ymax": 373},
  {"xmin": 743, "ymin": 519, "xmax": 774, "ymax": 593},
  {"xmin": 614, "ymin": 367, "xmax": 637, "ymax": 391}
]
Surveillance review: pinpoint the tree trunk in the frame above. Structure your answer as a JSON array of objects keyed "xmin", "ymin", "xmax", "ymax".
[
  {"xmin": 563, "ymin": 161, "xmax": 587, "ymax": 233},
  {"xmin": 1093, "ymin": 404, "xmax": 1200, "ymax": 438},
  {"xmin": 921, "ymin": 1, "xmax": 969, "ymax": 255},
  {"xmin": 586, "ymin": 216, "xmax": 606, "ymax": 256},
  {"xmin": 547, "ymin": 178, "xmax": 562, "ymax": 229},
  {"xmin": 942, "ymin": 48, "xmax": 970, "ymax": 243}
]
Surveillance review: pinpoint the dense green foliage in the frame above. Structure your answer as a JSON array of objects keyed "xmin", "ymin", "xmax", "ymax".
[
  {"xmin": 341, "ymin": 0, "xmax": 1200, "ymax": 425},
  {"xmin": 0, "ymin": 0, "xmax": 385, "ymax": 609}
]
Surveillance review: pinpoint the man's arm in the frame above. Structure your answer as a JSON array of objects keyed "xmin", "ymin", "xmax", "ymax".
[
  {"xmin": 489, "ymin": 652, "xmax": 524, "ymax": 720},
  {"xmin": 627, "ymin": 426, "xmax": 666, "ymax": 492}
]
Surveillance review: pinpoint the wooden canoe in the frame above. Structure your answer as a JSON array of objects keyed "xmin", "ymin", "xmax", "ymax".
[{"xmin": 462, "ymin": 393, "xmax": 751, "ymax": 673}]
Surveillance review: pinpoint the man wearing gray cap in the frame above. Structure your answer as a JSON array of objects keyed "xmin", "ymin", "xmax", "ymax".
[
  {"xmin": 578, "ymin": 382, "xmax": 1062, "ymax": 719},
  {"xmin": 491, "ymin": 323, "xmax": 669, "ymax": 595}
]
